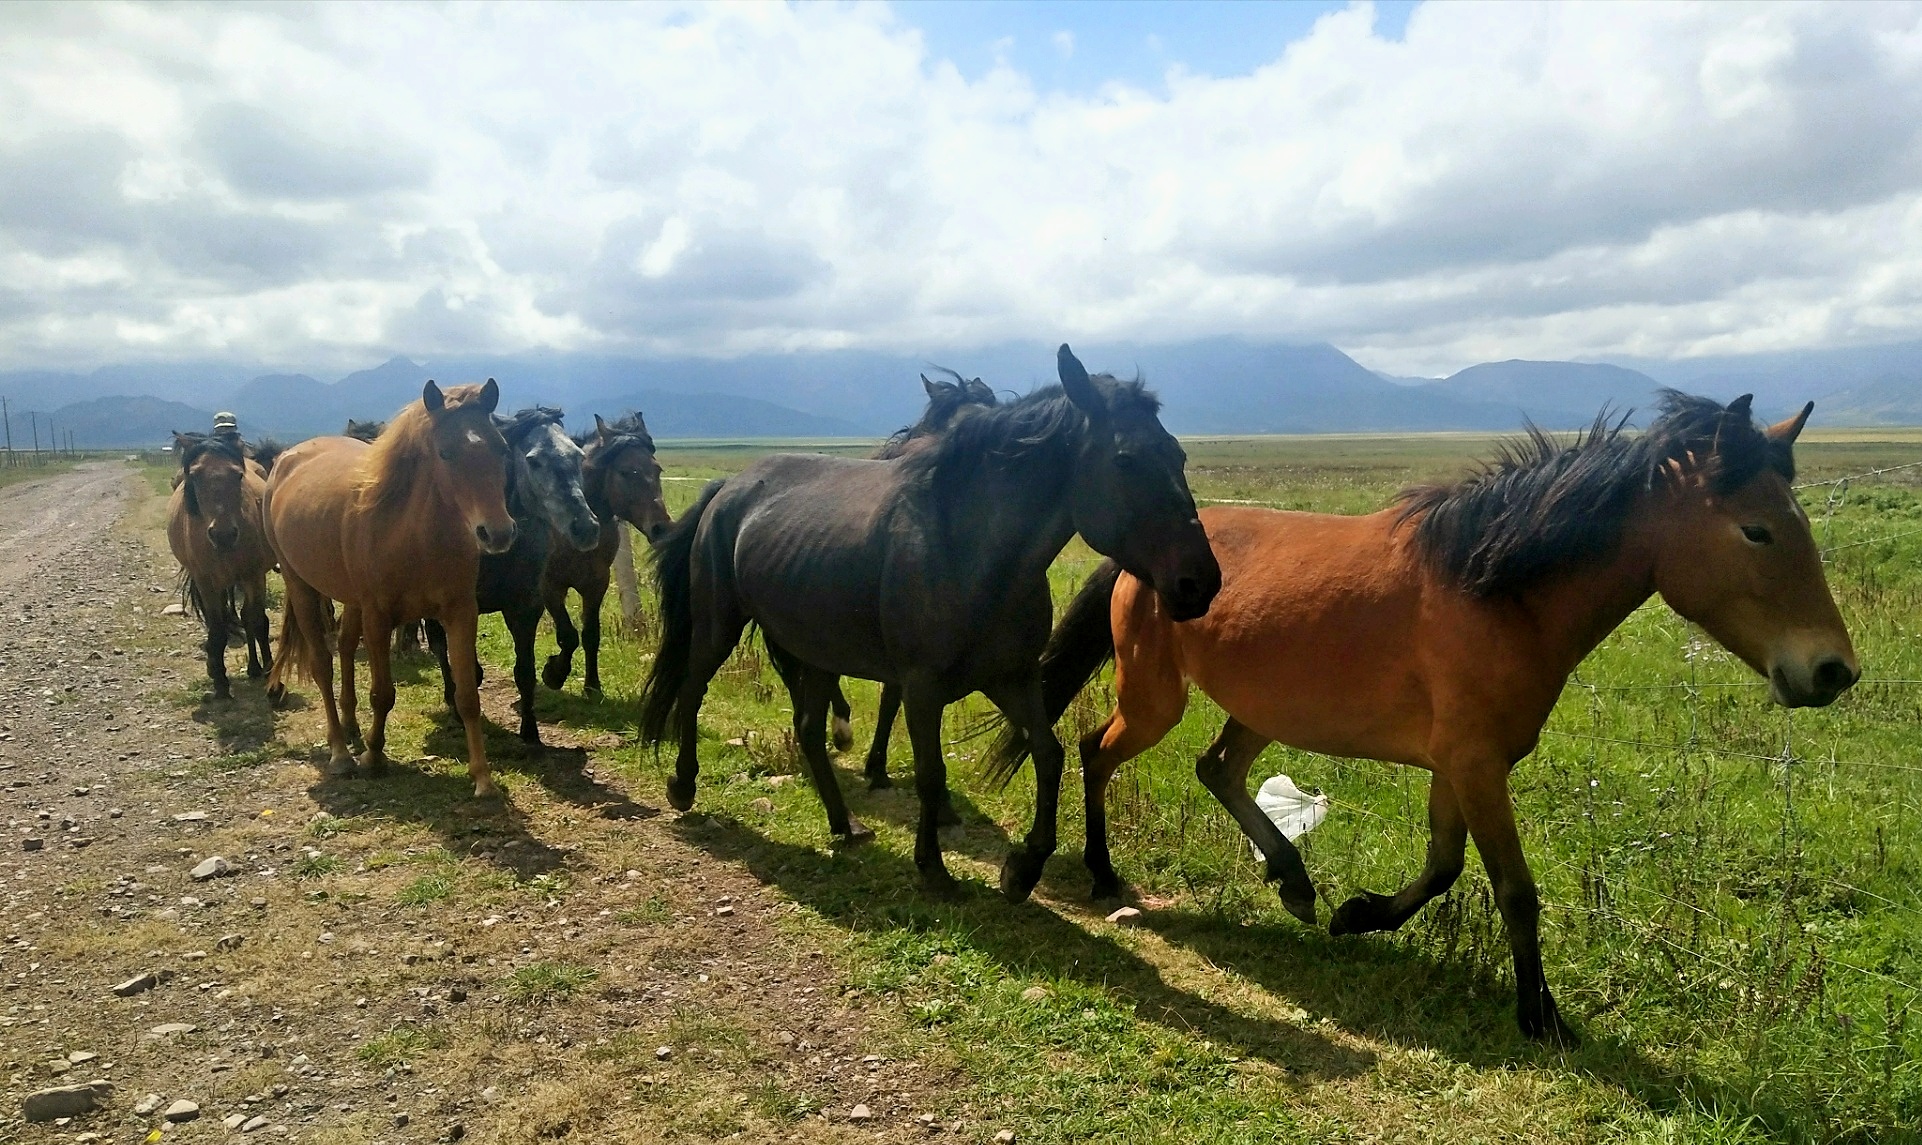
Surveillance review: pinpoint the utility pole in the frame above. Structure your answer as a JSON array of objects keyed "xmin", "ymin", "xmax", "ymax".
[
  {"xmin": 30, "ymin": 411, "xmax": 38, "ymax": 465},
  {"xmin": 1, "ymin": 395, "xmax": 10, "ymax": 467}
]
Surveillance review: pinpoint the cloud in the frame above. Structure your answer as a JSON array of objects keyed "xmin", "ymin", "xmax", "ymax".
[{"xmin": 0, "ymin": 1, "xmax": 1917, "ymax": 374}]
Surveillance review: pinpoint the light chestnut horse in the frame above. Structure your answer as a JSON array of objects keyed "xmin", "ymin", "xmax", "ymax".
[
  {"xmin": 167, "ymin": 432, "xmax": 277, "ymax": 699},
  {"xmin": 997, "ymin": 392, "xmax": 1857, "ymax": 1044},
  {"xmin": 264, "ymin": 380, "xmax": 517, "ymax": 796}
]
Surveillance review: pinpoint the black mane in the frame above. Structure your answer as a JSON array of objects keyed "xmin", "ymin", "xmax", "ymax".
[
  {"xmin": 175, "ymin": 431, "xmax": 248, "ymax": 471},
  {"xmin": 496, "ymin": 405, "xmax": 565, "ymax": 448},
  {"xmin": 1396, "ymin": 390, "xmax": 1794, "ymax": 597},
  {"xmin": 578, "ymin": 412, "xmax": 655, "ymax": 459},
  {"xmin": 902, "ymin": 374, "xmax": 1159, "ymax": 513}
]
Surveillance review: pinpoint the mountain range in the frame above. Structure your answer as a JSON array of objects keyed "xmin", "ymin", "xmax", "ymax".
[{"xmin": 2, "ymin": 337, "xmax": 1917, "ymax": 448}]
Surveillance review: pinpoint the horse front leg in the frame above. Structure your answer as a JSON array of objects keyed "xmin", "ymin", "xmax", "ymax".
[
  {"xmin": 506, "ymin": 604, "xmax": 543, "ymax": 746},
  {"xmin": 243, "ymin": 574, "xmax": 271, "ymax": 678},
  {"xmin": 901, "ymin": 688, "xmax": 955, "ymax": 896},
  {"xmin": 284, "ymin": 577, "xmax": 352, "ymax": 776},
  {"xmin": 424, "ymin": 618, "xmax": 455, "ymax": 708},
  {"xmin": 986, "ymin": 677, "xmax": 1062, "ymax": 904},
  {"xmin": 196, "ymin": 581, "xmax": 232, "ymax": 700},
  {"xmin": 861, "ymin": 683, "xmax": 895, "ymax": 787},
  {"xmin": 1330, "ymin": 773, "xmax": 1465, "ymax": 936},
  {"xmin": 358, "ymin": 610, "xmax": 396, "ymax": 778},
  {"xmin": 441, "ymin": 606, "xmax": 498, "ymax": 799},
  {"xmin": 580, "ymin": 577, "xmax": 609, "ymax": 698},
  {"xmin": 337, "ymin": 604, "xmax": 364, "ymax": 752},
  {"xmin": 542, "ymin": 585, "xmax": 581, "ymax": 691},
  {"xmin": 778, "ymin": 659, "xmax": 871, "ymax": 844},
  {"xmin": 1195, "ymin": 718, "xmax": 1318, "ymax": 926},
  {"xmin": 1452, "ymin": 761, "xmax": 1575, "ymax": 1046}
]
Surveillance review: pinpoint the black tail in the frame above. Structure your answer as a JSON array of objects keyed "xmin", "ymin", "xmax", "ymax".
[
  {"xmin": 180, "ymin": 572, "xmax": 242, "ymax": 634},
  {"xmin": 983, "ymin": 559, "xmax": 1123, "ymax": 786},
  {"xmin": 638, "ymin": 479, "xmax": 725, "ymax": 745}
]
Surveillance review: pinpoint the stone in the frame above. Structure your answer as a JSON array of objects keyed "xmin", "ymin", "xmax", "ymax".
[
  {"xmin": 224, "ymin": 1114, "xmax": 247, "ymax": 1130},
  {"xmin": 1021, "ymin": 985, "xmax": 1050, "ymax": 1002},
  {"xmin": 173, "ymin": 811, "xmax": 208, "ymax": 823},
  {"xmin": 113, "ymin": 973, "xmax": 159, "ymax": 997},
  {"xmin": 447, "ymin": 986, "xmax": 467, "ymax": 1003},
  {"xmin": 994, "ymin": 1133, "xmax": 1017, "ymax": 1144},
  {"xmin": 215, "ymin": 933, "xmax": 245, "ymax": 952},
  {"xmin": 162, "ymin": 603, "xmax": 187, "ymax": 616},
  {"xmin": 67, "ymin": 1051, "xmax": 98, "ymax": 1065},
  {"xmin": 394, "ymin": 1112, "xmax": 411, "ymax": 1128},
  {"xmin": 749, "ymin": 798, "xmax": 775, "ymax": 815},
  {"xmin": 242, "ymin": 1114, "xmax": 271, "ymax": 1132},
  {"xmin": 148, "ymin": 1022, "xmax": 197, "ymax": 1037},
  {"xmin": 190, "ymin": 856, "xmax": 232, "ymax": 881},
  {"xmin": 1104, "ymin": 906, "xmax": 1143, "ymax": 926},
  {"xmin": 715, "ymin": 904, "xmax": 735, "ymax": 917},
  {"xmin": 133, "ymin": 1094, "xmax": 163, "ymax": 1115},
  {"xmin": 655, "ymin": 1046, "xmax": 672, "ymax": 1061},
  {"xmin": 23, "ymin": 1082, "xmax": 109, "ymax": 1122},
  {"xmin": 22, "ymin": 837, "xmax": 43, "ymax": 852},
  {"xmin": 849, "ymin": 1104, "xmax": 873, "ymax": 1121},
  {"xmin": 162, "ymin": 1099, "xmax": 200, "ymax": 1121}
]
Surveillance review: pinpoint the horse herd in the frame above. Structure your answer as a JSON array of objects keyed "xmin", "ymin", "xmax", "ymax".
[{"xmin": 166, "ymin": 346, "xmax": 1858, "ymax": 1046}]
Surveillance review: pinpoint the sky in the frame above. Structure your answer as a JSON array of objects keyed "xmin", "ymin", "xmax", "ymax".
[{"xmin": 1, "ymin": 0, "xmax": 1920, "ymax": 378}]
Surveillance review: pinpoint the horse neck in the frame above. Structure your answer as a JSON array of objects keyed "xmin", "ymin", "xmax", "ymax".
[
  {"xmin": 937, "ymin": 441, "xmax": 1078, "ymax": 591},
  {"xmin": 1515, "ymin": 495, "xmax": 1661, "ymax": 679}
]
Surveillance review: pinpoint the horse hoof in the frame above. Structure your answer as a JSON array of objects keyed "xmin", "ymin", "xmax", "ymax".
[
  {"xmin": 541, "ymin": 659, "xmax": 568, "ymax": 690},
  {"xmin": 1523, "ymin": 1006, "xmax": 1581, "ymax": 1048},
  {"xmin": 520, "ymin": 729, "xmax": 543, "ymax": 748},
  {"xmin": 836, "ymin": 819, "xmax": 875, "ymax": 847},
  {"xmin": 831, "ymin": 716, "xmax": 854, "ymax": 753},
  {"xmin": 584, "ymin": 685, "xmax": 603, "ymax": 700},
  {"xmin": 323, "ymin": 755, "xmax": 356, "ymax": 779},
  {"xmin": 1280, "ymin": 889, "xmax": 1319, "ymax": 928},
  {"xmin": 866, "ymin": 770, "xmax": 892, "ymax": 791},
  {"xmin": 920, "ymin": 868, "xmax": 960, "ymax": 900},
  {"xmin": 266, "ymin": 682, "xmax": 286, "ymax": 706},
  {"xmin": 246, "ymin": 665, "xmax": 266, "ymax": 680},
  {"xmin": 357, "ymin": 752, "xmax": 390, "ymax": 777},
  {"xmin": 1090, "ymin": 877, "xmax": 1124, "ymax": 902},
  {"xmin": 936, "ymin": 800, "xmax": 962, "ymax": 828},
  {"xmin": 999, "ymin": 852, "xmax": 1044, "ymax": 904},
  {"xmin": 1328, "ymin": 890, "xmax": 1391, "ymax": 936},
  {"xmin": 666, "ymin": 777, "xmax": 697, "ymax": 812}
]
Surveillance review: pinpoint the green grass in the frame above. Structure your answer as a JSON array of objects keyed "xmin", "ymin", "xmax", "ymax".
[
  {"xmin": 506, "ymin": 962, "xmax": 601, "ymax": 1005},
  {"xmin": 292, "ymin": 852, "xmax": 344, "ymax": 879},
  {"xmin": 312, "ymin": 431, "xmax": 1922, "ymax": 1143},
  {"xmin": 354, "ymin": 1024, "xmax": 450, "ymax": 1067},
  {"xmin": 396, "ymin": 872, "xmax": 456, "ymax": 905}
]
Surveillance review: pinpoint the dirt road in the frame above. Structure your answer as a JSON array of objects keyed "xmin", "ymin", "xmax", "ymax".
[{"xmin": 0, "ymin": 465, "xmax": 966, "ymax": 1144}]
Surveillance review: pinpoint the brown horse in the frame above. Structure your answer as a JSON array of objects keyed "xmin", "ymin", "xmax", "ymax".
[
  {"xmin": 998, "ymin": 392, "xmax": 1856, "ymax": 1044},
  {"xmin": 167, "ymin": 432, "xmax": 276, "ymax": 699},
  {"xmin": 265, "ymin": 381, "xmax": 517, "ymax": 796},
  {"xmin": 539, "ymin": 412, "xmax": 673, "ymax": 696},
  {"xmin": 343, "ymin": 418, "xmax": 430, "ymax": 654}
]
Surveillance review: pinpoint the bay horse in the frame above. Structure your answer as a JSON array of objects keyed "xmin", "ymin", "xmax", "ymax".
[
  {"xmin": 408, "ymin": 407, "xmax": 601, "ymax": 745},
  {"xmin": 344, "ymin": 417, "xmax": 427, "ymax": 654},
  {"xmin": 539, "ymin": 412, "xmax": 673, "ymax": 696},
  {"xmin": 829, "ymin": 370, "xmax": 999, "ymax": 802},
  {"xmin": 167, "ymin": 432, "xmax": 277, "ymax": 698},
  {"xmin": 265, "ymin": 380, "xmax": 517, "ymax": 797},
  {"xmin": 994, "ymin": 391, "xmax": 1857, "ymax": 1044},
  {"xmin": 641, "ymin": 346, "xmax": 1221, "ymax": 900}
]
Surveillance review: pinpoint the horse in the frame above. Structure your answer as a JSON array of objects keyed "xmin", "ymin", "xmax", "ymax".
[
  {"xmin": 539, "ymin": 412, "xmax": 673, "ymax": 696},
  {"xmin": 993, "ymin": 391, "xmax": 1857, "ymax": 1044},
  {"xmin": 827, "ymin": 370, "xmax": 1000, "ymax": 803},
  {"xmin": 265, "ymin": 380, "xmax": 517, "ymax": 797},
  {"xmin": 343, "ymin": 417, "xmax": 429, "ymax": 654},
  {"xmin": 167, "ymin": 432, "xmax": 277, "ymax": 698},
  {"xmin": 641, "ymin": 345, "xmax": 1221, "ymax": 900},
  {"xmin": 409, "ymin": 407, "xmax": 601, "ymax": 745}
]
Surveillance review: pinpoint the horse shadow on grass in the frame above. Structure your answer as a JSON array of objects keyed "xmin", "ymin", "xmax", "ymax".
[
  {"xmin": 671, "ymin": 812, "xmax": 1375, "ymax": 1083},
  {"xmin": 190, "ymin": 677, "xmax": 302, "ymax": 758}
]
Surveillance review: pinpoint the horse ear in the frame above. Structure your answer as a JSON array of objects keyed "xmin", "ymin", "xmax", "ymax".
[
  {"xmin": 422, "ymin": 380, "xmax": 445, "ymax": 413},
  {"xmin": 594, "ymin": 414, "xmax": 611, "ymax": 445},
  {"xmin": 172, "ymin": 431, "xmax": 193, "ymax": 457},
  {"xmin": 478, "ymin": 378, "xmax": 500, "ymax": 413},
  {"xmin": 922, "ymin": 374, "xmax": 940, "ymax": 399},
  {"xmin": 1057, "ymin": 344, "xmax": 1103, "ymax": 417},
  {"xmin": 1767, "ymin": 401, "xmax": 1814, "ymax": 445},
  {"xmin": 1726, "ymin": 393, "xmax": 1754, "ymax": 422}
]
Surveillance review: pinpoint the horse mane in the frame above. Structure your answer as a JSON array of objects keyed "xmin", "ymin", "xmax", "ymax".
[
  {"xmin": 1396, "ymin": 390, "xmax": 1794, "ymax": 597},
  {"xmin": 175, "ymin": 431, "xmax": 249, "ymax": 473},
  {"xmin": 581, "ymin": 412, "xmax": 656, "ymax": 460},
  {"xmin": 343, "ymin": 419, "xmax": 385, "ymax": 443},
  {"xmin": 354, "ymin": 400, "xmax": 439, "ymax": 514},
  {"xmin": 875, "ymin": 367, "xmax": 998, "ymax": 460},
  {"xmin": 249, "ymin": 438, "xmax": 284, "ymax": 474},
  {"xmin": 901, "ymin": 374, "xmax": 1160, "ymax": 516},
  {"xmin": 497, "ymin": 405, "xmax": 565, "ymax": 448}
]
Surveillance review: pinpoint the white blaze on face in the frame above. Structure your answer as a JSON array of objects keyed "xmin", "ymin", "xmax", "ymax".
[{"xmin": 466, "ymin": 429, "xmax": 484, "ymax": 446}]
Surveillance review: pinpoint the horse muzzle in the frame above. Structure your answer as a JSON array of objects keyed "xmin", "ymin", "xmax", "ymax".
[
  {"xmin": 1768, "ymin": 654, "xmax": 1859, "ymax": 708},
  {"xmin": 475, "ymin": 521, "xmax": 518, "ymax": 555},
  {"xmin": 206, "ymin": 524, "xmax": 240, "ymax": 551},
  {"xmin": 567, "ymin": 516, "xmax": 602, "ymax": 552}
]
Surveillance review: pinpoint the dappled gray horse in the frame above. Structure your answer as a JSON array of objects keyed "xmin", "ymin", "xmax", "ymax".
[{"xmin": 641, "ymin": 345, "xmax": 1221, "ymax": 900}]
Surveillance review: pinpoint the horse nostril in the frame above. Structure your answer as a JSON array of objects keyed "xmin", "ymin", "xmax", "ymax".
[
  {"xmin": 1176, "ymin": 576, "xmax": 1199, "ymax": 599},
  {"xmin": 1814, "ymin": 658, "xmax": 1857, "ymax": 693}
]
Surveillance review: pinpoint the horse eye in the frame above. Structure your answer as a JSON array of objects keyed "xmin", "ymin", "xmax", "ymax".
[
  {"xmin": 1741, "ymin": 525, "xmax": 1773, "ymax": 545},
  {"xmin": 438, "ymin": 449, "xmax": 453, "ymax": 461},
  {"xmin": 1113, "ymin": 452, "xmax": 1137, "ymax": 471}
]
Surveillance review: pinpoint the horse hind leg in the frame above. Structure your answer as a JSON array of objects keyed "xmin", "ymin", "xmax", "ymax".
[
  {"xmin": 1329, "ymin": 773, "xmax": 1466, "ymax": 937},
  {"xmin": 1081, "ymin": 660, "xmax": 1188, "ymax": 900},
  {"xmin": 985, "ymin": 677, "xmax": 1066, "ymax": 904},
  {"xmin": 542, "ymin": 587, "xmax": 581, "ymax": 691},
  {"xmin": 902, "ymin": 688, "xmax": 957, "ymax": 897},
  {"xmin": 1195, "ymin": 718, "xmax": 1318, "ymax": 925},
  {"xmin": 285, "ymin": 575, "xmax": 353, "ymax": 775},
  {"xmin": 830, "ymin": 680, "xmax": 855, "ymax": 753},
  {"xmin": 506, "ymin": 605, "xmax": 543, "ymax": 746},
  {"xmin": 357, "ymin": 611, "xmax": 397, "ymax": 778},
  {"xmin": 193, "ymin": 579, "xmax": 233, "ymax": 700},
  {"xmin": 336, "ymin": 605, "xmax": 365, "ymax": 753},
  {"xmin": 664, "ymin": 611, "xmax": 748, "ymax": 813},
  {"xmin": 243, "ymin": 575, "xmax": 271, "ymax": 679},
  {"xmin": 580, "ymin": 579, "xmax": 608, "ymax": 697},
  {"xmin": 767, "ymin": 644, "xmax": 870, "ymax": 844}
]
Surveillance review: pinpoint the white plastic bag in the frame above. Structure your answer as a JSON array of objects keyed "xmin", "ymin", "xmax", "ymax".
[{"xmin": 1249, "ymin": 774, "xmax": 1329, "ymax": 860}]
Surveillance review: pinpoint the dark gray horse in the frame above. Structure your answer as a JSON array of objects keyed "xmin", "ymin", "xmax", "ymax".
[
  {"xmin": 425, "ymin": 407, "xmax": 600, "ymax": 744},
  {"xmin": 640, "ymin": 345, "xmax": 1221, "ymax": 900},
  {"xmin": 830, "ymin": 369, "xmax": 1000, "ymax": 801}
]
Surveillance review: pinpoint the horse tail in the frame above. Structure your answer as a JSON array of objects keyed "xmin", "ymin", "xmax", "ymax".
[
  {"xmin": 983, "ymin": 559, "xmax": 1123, "ymax": 787},
  {"xmin": 266, "ymin": 578, "xmax": 335, "ymax": 691},
  {"xmin": 639, "ymin": 479, "xmax": 725, "ymax": 745}
]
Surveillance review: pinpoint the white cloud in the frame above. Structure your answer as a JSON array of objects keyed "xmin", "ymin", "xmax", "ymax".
[{"xmin": 0, "ymin": 0, "xmax": 1918, "ymax": 375}]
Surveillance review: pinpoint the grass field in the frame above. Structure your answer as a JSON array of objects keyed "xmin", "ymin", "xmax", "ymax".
[{"xmin": 184, "ymin": 428, "xmax": 1922, "ymax": 1143}]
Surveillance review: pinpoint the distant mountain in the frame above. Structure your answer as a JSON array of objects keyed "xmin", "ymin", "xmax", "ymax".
[
  {"xmin": 603, "ymin": 390, "xmax": 864, "ymax": 438},
  {"xmin": 24, "ymin": 395, "xmax": 218, "ymax": 448},
  {"xmin": 1424, "ymin": 360, "xmax": 1664, "ymax": 428},
  {"xmin": 1814, "ymin": 373, "xmax": 1922, "ymax": 426}
]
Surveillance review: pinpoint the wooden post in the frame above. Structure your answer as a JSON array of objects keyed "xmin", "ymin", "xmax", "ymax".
[
  {"xmin": 613, "ymin": 523, "xmax": 643, "ymax": 632},
  {"xmin": 1, "ymin": 396, "xmax": 10, "ymax": 467}
]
